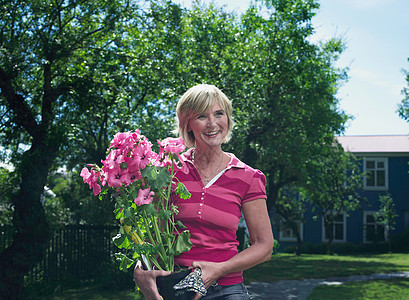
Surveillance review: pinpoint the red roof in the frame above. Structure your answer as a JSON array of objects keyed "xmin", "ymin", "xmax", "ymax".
[{"xmin": 336, "ymin": 135, "xmax": 409, "ymax": 153}]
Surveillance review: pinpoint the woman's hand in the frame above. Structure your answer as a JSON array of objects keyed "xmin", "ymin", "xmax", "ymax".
[
  {"xmin": 133, "ymin": 261, "xmax": 171, "ymax": 300},
  {"xmin": 189, "ymin": 261, "xmax": 225, "ymax": 300}
]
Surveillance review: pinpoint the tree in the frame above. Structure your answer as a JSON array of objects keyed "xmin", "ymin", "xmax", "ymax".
[
  {"xmin": 0, "ymin": 0, "xmax": 139, "ymax": 296},
  {"xmin": 375, "ymin": 193, "xmax": 398, "ymax": 253},
  {"xmin": 398, "ymin": 68, "xmax": 409, "ymax": 122},
  {"xmin": 0, "ymin": 167, "xmax": 18, "ymax": 226},
  {"xmin": 56, "ymin": 0, "xmax": 185, "ymax": 225},
  {"xmin": 303, "ymin": 142, "xmax": 365, "ymax": 254},
  {"xmin": 61, "ymin": 0, "xmax": 185, "ymax": 171},
  {"xmin": 219, "ymin": 0, "xmax": 349, "ymax": 213},
  {"xmin": 275, "ymin": 185, "xmax": 306, "ymax": 255},
  {"xmin": 172, "ymin": 0, "xmax": 352, "ymax": 255}
]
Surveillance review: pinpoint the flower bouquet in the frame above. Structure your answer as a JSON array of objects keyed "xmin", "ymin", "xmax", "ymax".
[{"xmin": 80, "ymin": 129, "xmax": 192, "ymax": 273}]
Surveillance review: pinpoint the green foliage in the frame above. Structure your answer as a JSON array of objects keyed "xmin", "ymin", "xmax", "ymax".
[
  {"xmin": 47, "ymin": 171, "xmax": 115, "ymax": 225},
  {"xmin": 220, "ymin": 0, "xmax": 349, "ymax": 220},
  {"xmin": 284, "ymin": 242, "xmax": 390, "ymax": 255},
  {"xmin": 398, "ymin": 69, "xmax": 409, "ymax": 122},
  {"xmin": 0, "ymin": 167, "xmax": 18, "ymax": 226},
  {"xmin": 375, "ymin": 194, "xmax": 398, "ymax": 252},
  {"xmin": 375, "ymin": 194, "xmax": 398, "ymax": 233},
  {"xmin": 391, "ymin": 227, "xmax": 409, "ymax": 252},
  {"xmin": 302, "ymin": 142, "xmax": 365, "ymax": 253},
  {"xmin": 1, "ymin": 0, "xmax": 352, "ymax": 226},
  {"xmin": 274, "ymin": 185, "xmax": 306, "ymax": 254}
]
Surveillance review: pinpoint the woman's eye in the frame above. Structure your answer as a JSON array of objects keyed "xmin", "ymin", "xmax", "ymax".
[{"xmin": 197, "ymin": 115, "xmax": 206, "ymax": 119}]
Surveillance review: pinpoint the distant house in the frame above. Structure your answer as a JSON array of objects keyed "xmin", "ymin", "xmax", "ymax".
[{"xmin": 277, "ymin": 135, "xmax": 409, "ymax": 249}]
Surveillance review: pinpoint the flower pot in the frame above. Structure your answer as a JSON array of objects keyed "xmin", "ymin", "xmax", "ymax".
[{"xmin": 156, "ymin": 269, "xmax": 196, "ymax": 300}]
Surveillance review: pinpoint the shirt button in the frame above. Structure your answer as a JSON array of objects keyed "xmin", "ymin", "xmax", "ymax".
[
  {"xmin": 200, "ymin": 203, "xmax": 203, "ymax": 206},
  {"xmin": 198, "ymin": 211, "xmax": 201, "ymax": 215}
]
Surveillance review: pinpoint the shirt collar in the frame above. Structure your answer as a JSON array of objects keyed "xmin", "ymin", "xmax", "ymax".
[{"xmin": 181, "ymin": 148, "xmax": 245, "ymax": 170}]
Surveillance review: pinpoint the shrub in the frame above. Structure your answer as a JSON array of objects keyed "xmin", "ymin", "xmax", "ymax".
[{"xmin": 391, "ymin": 227, "xmax": 409, "ymax": 252}]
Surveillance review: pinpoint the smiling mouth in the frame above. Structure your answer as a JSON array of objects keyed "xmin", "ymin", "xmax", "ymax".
[{"xmin": 204, "ymin": 130, "xmax": 220, "ymax": 137}]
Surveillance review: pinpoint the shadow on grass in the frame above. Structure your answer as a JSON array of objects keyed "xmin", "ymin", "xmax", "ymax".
[
  {"xmin": 28, "ymin": 284, "xmax": 143, "ymax": 300},
  {"xmin": 243, "ymin": 253, "xmax": 409, "ymax": 283}
]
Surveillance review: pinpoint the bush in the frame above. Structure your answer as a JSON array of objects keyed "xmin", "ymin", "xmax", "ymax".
[
  {"xmin": 391, "ymin": 227, "xmax": 409, "ymax": 252},
  {"xmin": 282, "ymin": 241, "xmax": 393, "ymax": 255}
]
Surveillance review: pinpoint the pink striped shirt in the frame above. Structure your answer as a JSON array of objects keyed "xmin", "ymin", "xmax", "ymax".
[{"xmin": 172, "ymin": 148, "xmax": 267, "ymax": 285}]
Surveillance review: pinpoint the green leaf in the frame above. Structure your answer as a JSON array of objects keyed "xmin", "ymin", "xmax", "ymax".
[
  {"xmin": 141, "ymin": 165, "xmax": 171, "ymax": 190},
  {"xmin": 176, "ymin": 182, "xmax": 191, "ymax": 200},
  {"xmin": 115, "ymin": 253, "xmax": 134, "ymax": 270},
  {"xmin": 172, "ymin": 230, "xmax": 192, "ymax": 256},
  {"xmin": 158, "ymin": 209, "xmax": 172, "ymax": 220},
  {"xmin": 176, "ymin": 220, "xmax": 187, "ymax": 229},
  {"xmin": 113, "ymin": 233, "xmax": 132, "ymax": 249},
  {"xmin": 124, "ymin": 207, "xmax": 133, "ymax": 218},
  {"xmin": 144, "ymin": 202, "xmax": 158, "ymax": 216}
]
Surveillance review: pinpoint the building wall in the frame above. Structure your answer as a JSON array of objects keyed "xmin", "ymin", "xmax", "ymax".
[{"xmin": 276, "ymin": 154, "xmax": 409, "ymax": 251}]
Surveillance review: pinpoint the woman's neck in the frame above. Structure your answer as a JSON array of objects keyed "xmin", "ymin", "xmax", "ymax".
[{"xmin": 192, "ymin": 147, "xmax": 227, "ymax": 184}]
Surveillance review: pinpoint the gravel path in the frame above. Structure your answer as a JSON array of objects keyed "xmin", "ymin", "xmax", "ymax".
[{"xmin": 245, "ymin": 272, "xmax": 409, "ymax": 299}]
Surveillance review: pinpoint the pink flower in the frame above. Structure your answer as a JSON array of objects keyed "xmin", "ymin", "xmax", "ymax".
[
  {"xmin": 109, "ymin": 131, "xmax": 137, "ymax": 151},
  {"xmin": 80, "ymin": 167, "xmax": 102, "ymax": 196},
  {"xmin": 158, "ymin": 137, "xmax": 185, "ymax": 154},
  {"xmin": 92, "ymin": 182, "xmax": 101, "ymax": 195},
  {"xmin": 134, "ymin": 187, "xmax": 155, "ymax": 206},
  {"xmin": 106, "ymin": 166, "xmax": 131, "ymax": 187},
  {"xmin": 102, "ymin": 149, "xmax": 124, "ymax": 170},
  {"xmin": 132, "ymin": 141, "xmax": 155, "ymax": 170},
  {"xmin": 80, "ymin": 167, "xmax": 91, "ymax": 182},
  {"xmin": 127, "ymin": 163, "xmax": 142, "ymax": 183}
]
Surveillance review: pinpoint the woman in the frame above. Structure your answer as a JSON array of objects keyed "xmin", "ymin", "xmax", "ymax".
[{"xmin": 134, "ymin": 84, "xmax": 274, "ymax": 299}]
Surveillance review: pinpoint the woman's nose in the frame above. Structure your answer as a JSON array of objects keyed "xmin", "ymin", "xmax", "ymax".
[{"xmin": 207, "ymin": 116, "xmax": 215, "ymax": 127}]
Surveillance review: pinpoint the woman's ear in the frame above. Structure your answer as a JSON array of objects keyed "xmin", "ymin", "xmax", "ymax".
[{"xmin": 187, "ymin": 121, "xmax": 191, "ymax": 132}]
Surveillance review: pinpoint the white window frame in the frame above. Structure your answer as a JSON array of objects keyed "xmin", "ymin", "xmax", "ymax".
[
  {"xmin": 363, "ymin": 211, "xmax": 386, "ymax": 243},
  {"xmin": 322, "ymin": 212, "xmax": 346, "ymax": 242},
  {"xmin": 279, "ymin": 221, "xmax": 304, "ymax": 242},
  {"xmin": 363, "ymin": 157, "xmax": 388, "ymax": 191}
]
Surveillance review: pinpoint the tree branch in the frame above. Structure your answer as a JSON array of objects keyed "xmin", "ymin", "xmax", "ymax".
[{"xmin": 0, "ymin": 68, "xmax": 38, "ymax": 137}]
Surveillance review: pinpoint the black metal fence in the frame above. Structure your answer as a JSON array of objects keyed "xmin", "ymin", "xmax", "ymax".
[{"xmin": 1, "ymin": 225, "xmax": 119, "ymax": 284}]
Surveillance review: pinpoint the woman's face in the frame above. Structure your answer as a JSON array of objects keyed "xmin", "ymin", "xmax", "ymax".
[{"xmin": 188, "ymin": 101, "xmax": 228, "ymax": 149}]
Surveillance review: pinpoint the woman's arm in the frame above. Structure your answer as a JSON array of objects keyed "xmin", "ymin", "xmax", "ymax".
[{"xmin": 191, "ymin": 198, "xmax": 274, "ymax": 289}]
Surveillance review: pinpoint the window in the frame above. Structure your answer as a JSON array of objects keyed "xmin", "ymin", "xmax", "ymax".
[
  {"xmin": 364, "ymin": 158, "xmax": 388, "ymax": 190},
  {"xmin": 364, "ymin": 212, "xmax": 386, "ymax": 243},
  {"xmin": 322, "ymin": 212, "xmax": 346, "ymax": 242},
  {"xmin": 279, "ymin": 221, "xmax": 303, "ymax": 242}
]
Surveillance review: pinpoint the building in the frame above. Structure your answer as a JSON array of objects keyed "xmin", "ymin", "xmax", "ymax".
[{"xmin": 277, "ymin": 135, "xmax": 409, "ymax": 249}]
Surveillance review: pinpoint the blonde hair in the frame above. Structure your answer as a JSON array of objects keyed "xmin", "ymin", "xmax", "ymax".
[{"xmin": 176, "ymin": 84, "xmax": 234, "ymax": 148}]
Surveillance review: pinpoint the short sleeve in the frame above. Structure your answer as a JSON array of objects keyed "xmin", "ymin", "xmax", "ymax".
[{"xmin": 242, "ymin": 169, "xmax": 267, "ymax": 204}]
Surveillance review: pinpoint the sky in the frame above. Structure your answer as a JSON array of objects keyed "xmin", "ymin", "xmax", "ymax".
[{"xmin": 174, "ymin": 0, "xmax": 409, "ymax": 136}]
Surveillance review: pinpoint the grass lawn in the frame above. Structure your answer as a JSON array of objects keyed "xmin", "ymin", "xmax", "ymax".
[
  {"xmin": 308, "ymin": 278, "xmax": 409, "ymax": 300},
  {"xmin": 36, "ymin": 253, "xmax": 409, "ymax": 299},
  {"xmin": 244, "ymin": 253, "xmax": 409, "ymax": 283},
  {"xmin": 38, "ymin": 285, "xmax": 143, "ymax": 300}
]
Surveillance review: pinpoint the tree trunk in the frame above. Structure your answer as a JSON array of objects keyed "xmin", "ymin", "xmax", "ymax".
[
  {"xmin": 324, "ymin": 220, "xmax": 334, "ymax": 255},
  {"xmin": 295, "ymin": 229, "xmax": 303, "ymax": 256},
  {"xmin": 0, "ymin": 138, "xmax": 58, "ymax": 299}
]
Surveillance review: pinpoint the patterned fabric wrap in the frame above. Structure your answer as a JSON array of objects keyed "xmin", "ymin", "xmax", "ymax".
[{"xmin": 173, "ymin": 268, "xmax": 210, "ymax": 296}]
